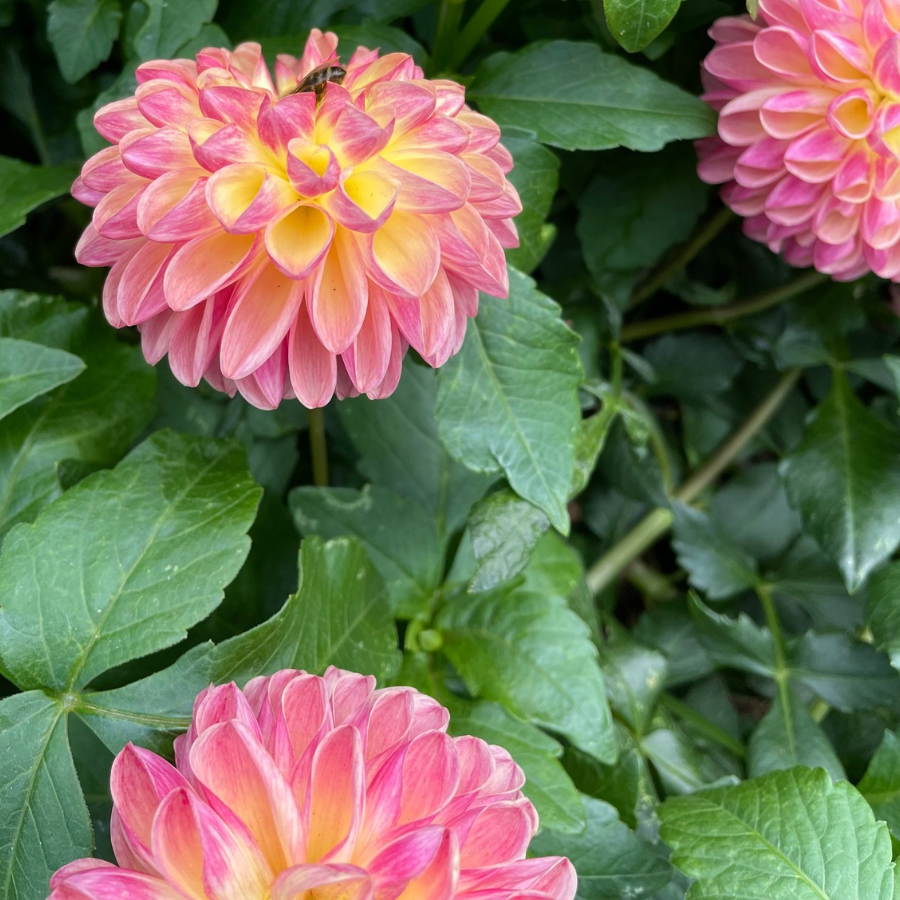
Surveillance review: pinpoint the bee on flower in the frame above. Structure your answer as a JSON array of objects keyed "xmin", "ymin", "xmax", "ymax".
[
  {"xmin": 697, "ymin": 0, "xmax": 900, "ymax": 282},
  {"xmin": 73, "ymin": 31, "xmax": 521, "ymax": 409}
]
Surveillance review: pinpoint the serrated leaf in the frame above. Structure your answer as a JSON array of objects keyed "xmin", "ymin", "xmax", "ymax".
[
  {"xmin": 338, "ymin": 359, "xmax": 493, "ymax": 538},
  {"xmin": 858, "ymin": 729, "xmax": 900, "ymax": 840},
  {"xmin": 747, "ymin": 689, "xmax": 845, "ymax": 781},
  {"xmin": 867, "ymin": 562, "xmax": 900, "ymax": 670},
  {"xmin": 0, "ymin": 333, "xmax": 156, "ymax": 542},
  {"xmin": 131, "ymin": 0, "xmax": 216, "ymax": 60},
  {"xmin": 436, "ymin": 581, "xmax": 616, "ymax": 761},
  {"xmin": 571, "ymin": 400, "xmax": 618, "ymax": 498},
  {"xmin": 672, "ymin": 503, "xmax": 759, "ymax": 600},
  {"xmin": 468, "ymin": 490, "xmax": 550, "ymax": 592},
  {"xmin": 448, "ymin": 699, "xmax": 585, "ymax": 834},
  {"xmin": 0, "ymin": 291, "xmax": 89, "ymax": 348},
  {"xmin": 782, "ymin": 371, "xmax": 900, "ymax": 591},
  {"xmin": 47, "ymin": 0, "xmax": 121, "ymax": 83},
  {"xmin": 436, "ymin": 267, "xmax": 583, "ymax": 533},
  {"xmin": 604, "ymin": 0, "xmax": 682, "ymax": 52},
  {"xmin": 469, "ymin": 41, "xmax": 714, "ymax": 152},
  {"xmin": 642, "ymin": 728, "xmax": 725, "ymax": 794},
  {"xmin": 0, "ymin": 692, "xmax": 91, "ymax": 900},
  {"xmin": 289, "ymin": 484, "xmax": 443, "ymax": 619},
  {"xmin": 79, "ymin": 536, "xmax": 401, "ymax": 754},
  {"xmin": 634, "ymin": 603, "xmax": 715, "ymax": 688},
  {"xmin": 660, "ymin": 769, "xmax": 890, "ymax": 900},
  {"xmin": 0, "ymin": 157, "xmax": 80, "ymax": 240},
  {"xmin": 688, "ymin": 596, "xmax": 775, "ymax": 676},
  {"xmin": 787, "ymin": 631, "xmax": 897, "ymax": 712},
  {"xmin": 577, "ymin": 144, "xmax": 708, "ymax": 293},
  {"xmin": 0, "ymin": 430, "xmax": 261, "ymax": 691},
  {"xmin": 0, "ymin": 338, "xmax": 84, "ymax": 421},
  {"xmin": 531, "ymin": 796, "xmax": 673, "ymax": 899},
  {"xmin": 502, "ymin": 129, "xmax": 560, "ymax": 274}
]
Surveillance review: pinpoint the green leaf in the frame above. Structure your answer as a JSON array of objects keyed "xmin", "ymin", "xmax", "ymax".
[
  {"xmin": 688, "ymin": 596, "xmax": 775, "ymax": 677},
  {"xmin": 782, "ymin": 371, "xmax": 900, "ymax": 592},
  {"xmin": 787, "ymin": 632, "xmax": 897, "ymax": 712},
  {"xmin": 502, "ymin": 129, "xmax": 560, "ymax": 274},
  {"xmin": 289, "ymin": 484, "xmax": 443, "ymax": 619},
  {"xmin": 131, "ymin": 0, "xmax": 217, "ymax": 60},
  {"xmin": 469, "ymin": 41, "xmax": 715, "ymax": 152},
  {"xmin": 577, "ymin": 145, "xmax": 708, "ymax": 293},
  {"xmin": 634, "ymin": 602, "xmax": 715, "ymax": 688},
  {"xmin": 600, "ymin": 640, "xmax": 667, "ymax": 735},
  {"xmin": 79, "ymin": 536, "xmax": 401, "ymax": 753},
  {"xmin": 571, "ymin": 400, "xmax": 618, "ymax": 498},
  {"xmin": 747, "ymin": 689, "xmax": 845, "ymax": 781},
  {"xmin": 643, "ymin": 333, "xmax": 743, "ymax": 401},
  {"xmin": 261, "ymin": 25, "xmax": 426, "ymax": 66},
  {"xmin": 604, "ymin": 0, "xmax": 682, "ymax": 52},
  {"xmin": 0, "ymin": 291, "xmax": 89, "ymax": 348},
  {"xmin": 0, "ymin": 692, "xmax": 91, "ymax": 900},
  {"xmin": 338, "ymin": 359, "xmax": 493, "ymax": 538},
  {"xmin": 641, "ymin": 728, "xmax": 724, "ymax": 794},
  {"xmin": 468, "ymin": 490, "xmax": 550, "ymax": 592},
  {"xmin": 531, "ymin": 796, "xmax": 673, "ymax": 899},
  {"xmin": 867, "ymin": 562, "xmax": 900, "ymax": 670},
  {"xmin": 0, "ymin": 338, "xmax": 84, "ymax": 421},
  {"xmin": 436, "ymin": 581, "xmax": 616, "ymax": 761},
  {"xmin": 0, "ymin": 430, "xmax": 261, "ymax": 691},
  {"xmin": 672, "ymin": 503, "xmax": 759, "ymax": 600},
  {"xmin": 858, "ymin": 729, "xmax": 900, "ymax": 840},
  {"xmin": 0, "ymin": 157, "xmax": 80, "ymax": 240},
  {"xmin": 47, "ymin": 0, "xmax": 121, "ymax": 83},
  {"xmin": 448, "ymin": 699, "xmax": 586, "ymax": 834},
  {"xmin": 436, "ymin": 267, "xmax": 583, "ymax": 533},
  {"xmin": 660, "ymin": 768, "xmax": 891, "ymax": 900},
  {"xmin": 0, "ymin": 334, "xmax": 156, "ymax": 541}
]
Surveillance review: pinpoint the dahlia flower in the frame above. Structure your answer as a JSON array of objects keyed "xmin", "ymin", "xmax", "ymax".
[
  {"xmin": 48, "ymin": 667, "xmax": 576, "ymax": 900},
  {"xmin": 72, "ymin": 32, "xmax": 520, "ymax": 409},
  {"xmin": 697, "ymin": 0, "xmax": 900, "ymax": 281}
]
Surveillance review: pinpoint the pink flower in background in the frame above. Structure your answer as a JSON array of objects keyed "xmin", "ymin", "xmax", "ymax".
[
  {"xmin": 48, "ymin": 667, "xmax": 576, "ymax": 900},
  {"xmin": 73, "ymin": 33, "xmax": 520, "ymax": 409},
  {"xmin": 697, "ymin": 0, "xmax": 900, "ymax": 281}
]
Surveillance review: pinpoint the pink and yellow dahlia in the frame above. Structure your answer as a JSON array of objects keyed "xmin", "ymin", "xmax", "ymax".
[
  {"xmin": 48, "ymin": 667, "xmax": 576, "ymax": 900},
  {"xmin": 73, "ymin": 32, "xmax": 520, "ymax": 409},
  {"xmin": 697, "ymin": 0, "xmax": 900, "ymax": 281}
]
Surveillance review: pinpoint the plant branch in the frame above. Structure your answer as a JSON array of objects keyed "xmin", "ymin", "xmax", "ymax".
[
  {"xmin": 629, "ymin": 206, "xmax": 735, "ymax": 309},
  {"xmin": 622, "ymin": 270, "xmax": 829, "ymax": 343},
  {"xmin": 308, "ymin": 407, "xmax": 329, "ymax": 487},
  {"xmin": 448, "ymin": 0, "xmax": 513, "ymax": 70},
  {"xmin": 586, "ymin": 369, "xmax": 801, "ymax": 596}
]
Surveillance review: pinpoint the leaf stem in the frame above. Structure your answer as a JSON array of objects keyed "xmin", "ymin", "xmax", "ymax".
[
  {"xmin": 622, "ymin": 270, "xmax": 829, "ymax": 343},
  {"xmin": 448, "ymin": 0, "xmax": 513, "ymax": 70},
  {"xmin": 659, "ymin": 693, "xmax": 746, "ymax": 758},
  {"xmin": 308, "ymin": 407, "xmax": 329, "ymax": 487},
  {"xmin": 431, "ymin": 0, "xmax": 468, "ymax": 73},
  {"xmin": 629, "ymin": 206, "xmax": 735, "ymax": 309},
  {"xmin": 586, "ymin": 369, "xmax": 801, "ymax": 596},
  {"xmin": 756, "ymin": 583, "xmax": 788, "ymax": 674}
]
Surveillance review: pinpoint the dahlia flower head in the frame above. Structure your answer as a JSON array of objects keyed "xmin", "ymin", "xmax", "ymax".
[
  {"xmin": 73, "ymin": 32, "xmax": 521, "ymax": 409},
  {"xmin": 697, "ymin": 0, "xmax": 900, "ymax": 281},
  {"xmin": 48, "ymin": 667, "xmax": 577, "ymax": 900}
]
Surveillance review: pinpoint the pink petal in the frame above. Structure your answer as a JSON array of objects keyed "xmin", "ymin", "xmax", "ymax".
[
  {"xmin": 752, "ymin": 26, "xmax": 814, "ymax": 80},
  {"xmin": 827, "ymin": 87, "xmax": 877, "ymax": 139},
  {"xmin": 811, "ymin": 30, "xmax": 869, "ymax": 84},
  {"xmin": 363, "ymin": 324, "xmax": 405, "ymax": 401},
  {"xmin": 116, "ymin": 239, "xmax": 176, "ymax": 325},
  {"xmin": 379, "ymin": 151, "xmax": 470, "ymax": 214},
  {"xmin": 49, "ymin": 869, "xmax": 185, "ymax": 900},
  {"xmin": 235, "ymin": 341, "xmax": 289, "ymax": 409},
  {"xmin": 367, "ymin": 211, "xmax": 440, "ymax": 300},
  {"xmin": 288, "ymin": 303, "xmax": 338, "ymax": 407},
  {"xmin": 137, "ymin": 80, "xmax": 200, "ymax": 129},
  {"xmin": 120, "ymin": 126, "xmax": 197, "ymax": 178},
  {"xmin": 764, "ymin": 173, "xmax": 826, "ymax": 225},
  {"xmin": 399, "ymin": 731, "xmax": 459, "ymax": 826},
  {"xmin": 325, "ymin": 170, "xmax": 401, "ymax": 233},
  {"xmin": 207, "ymin": 163, "xmax": 298, "ymax": 233},
  {"xmin": 306, "ymin": 725, "xmax": 365, "ymax": 863},
  {"xmin": 220, "ymin": 261, "xmax": 304, "ymax": 380},
  {"xmin": 308, "ymin": 228, "xmax": 368, "ymax": 354},
  {"xmin": 833, "ymin": 148, "xmax": 874, "ymax": 203},
  {"xmin": 271, "ymin": 864, "xmax": 372, "ymax": 900},
  {"xmin": 783, "ymin": 124, "xmax": 850, "ymax": 183},
  {"xmin": 258, "ymin": 93, "xmax": 317, "ymax": 155},
  {"xmin": 341, "ymin": 285, "xmax": 393, "ymax": 393},
  {"xmin": 168, "ymin": 292, "xmax": 230, "ymax": 387},
  {"xmin": 330, "ymin": 104, "xmax": 394, "ymax": 167},
  {"xmin": 190, "ymin": 121, "xmax": 270, "ymax": 171},
  {"xmin": 93, "ymin": 181, "xmax": 145, "ymax": 239},
  {"xmin": 367, "ymin": 827, "xmax": 449, "ymax": 900},
  {"xmin": 94, "ymin": 97, "xmax": 148, "ymax": 143},
  {"xmin": 458, "ymin": 800, "xmax": 535, "ymax": 868},
  {"xmin": 138, "ymin": 172, "xmax": 217, "ymax": 242},
  {"xmin": 163, "ymin": 231, "xmax": 258, "ymax": 311},
  {"xmin": 286, "ymin": 140, "xmax": 342, "ymax": 197},
  {"xmin": 382, "ymin": 269, "xmax": 453, "ymax": 361},
  {"xmin": 199, "ymin": 84, "xmax": 265, "ymax": 132}
]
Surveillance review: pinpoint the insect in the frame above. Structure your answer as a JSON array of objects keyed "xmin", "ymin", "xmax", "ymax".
[{"xmin": 290, "ymin": 62, "xmax": 347, "ymax": 103}]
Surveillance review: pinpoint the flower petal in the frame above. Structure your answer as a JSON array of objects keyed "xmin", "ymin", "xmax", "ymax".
[{"xmin": 266, "ymin": 203, "xmax": 335, "ymax": 280}]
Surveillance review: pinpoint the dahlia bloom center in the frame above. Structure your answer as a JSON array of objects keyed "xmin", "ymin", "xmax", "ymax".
[
  {"xmin": 73, "ymin": 32, "xmax": 521, "ymax": 409},
  {"xmin": 48, "ymin": 668, "xmax": 576, "ymax": 900},
  {"xmin": 697, "ymin": 0, "xmax": 900, "ymax": 281}
]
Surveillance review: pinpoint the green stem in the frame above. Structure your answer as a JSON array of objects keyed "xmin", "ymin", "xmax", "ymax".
[
  {"xmin": 622, "ymin": 270, "xmax": 828, "ymax": 343},
  {"xmin": 431, "ymin": 0, "xmax": 467, "ymax": 73},
  {"xmin": 658, "ymin": 693, "xmax": 746, "ymax": 758},
  {"xmin": 629, "ymin": 206, "xmax": 735, "ymax": 309},
  {"xmin": 756, "ymin": 583, "xmax": 788, "ymax": 674},
  {"xmin": 448, "ymin": 0, "xmax": 513, "ymax": 69},
  {"xmin": 308, "ymin": 407, "xmax": 329, "ymax": 487},
  {"xmin": 586, "ymin": 369, "xmax": 801, "ymax": 596}
]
